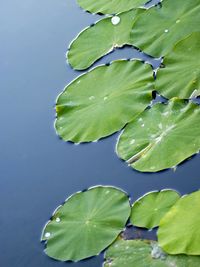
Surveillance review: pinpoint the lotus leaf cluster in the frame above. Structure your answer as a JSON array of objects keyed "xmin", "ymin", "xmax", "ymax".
[
  {"xmin": 42, "ymin": 186, "xmax": 200, "ymax": 265},
  {"xmin": 55, "ymin": 0, "xmax": 200, "ymax": 172},
  {"xmin": 41, "ymin": 0, "xmax": 200, "ymax": 264}
]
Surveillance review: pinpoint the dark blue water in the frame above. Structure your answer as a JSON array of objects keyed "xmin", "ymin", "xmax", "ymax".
[{"xmin": 1, "ymin": 0, "xmax": 200, "ymax": 266}]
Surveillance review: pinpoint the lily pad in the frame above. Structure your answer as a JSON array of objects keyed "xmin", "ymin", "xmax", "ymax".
[
  {"xmin": 155, "ymin": 33, "xmax": 200, "ymax": 99},
  {"xmin": 130, "ymin": 190, "xmax": 180, "ymax": 229},
  {"xmin": 41, "ymin": 186, "xmax": 131, "ymax": 261},
  {"xmin": 158, "ymin": 190, "xmax": 200, "ymax": 255},
  {"xmin": 104, "ymin": 238, "xmax": 200, "ymax": 267},
  {"xmin": 116, "ymin": 98, "xmax": 200, "ymax": 172},
  {"xmin": 55, "ymin": 60, "xmax": 153, "ymax": 143},
  {"xmin": 130, "ymin": 0, "xmax": 200, "ymax": 58},
  {"xmin": 68, "ymin": 10, "xmax": 143, "ymax": 70},
  {"xmin": 77, "ymin": 0, "xmax": 145, "ymax": 15}
]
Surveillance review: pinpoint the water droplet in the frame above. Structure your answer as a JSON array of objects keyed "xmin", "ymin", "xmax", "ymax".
[
  {"xmin": 77, "ymin": 80, "xmax": 81, "ymax": 84},
  {"xmin": 126, "ymin": 246, "xmax": 129, "ymax": 250},
  {"xmin": 111, "ymin": 16, "xmax": 120, "ymax": 25},
  {"xmin": 138, "ymin": 118, "xmax": 143, "ymax": 122},
  {"xmin": 172, "ymin": 166, "xmax": 177, "ymax": 171},
  {"xmin": 113, "ymin": 43, "xmax": 119, "ymax": 48},
  {"xmin": 151, "ymin": 243, "xmax": 166, "ymax": 259},
  {"xmin": 141, "ymin": 123, "xmax": 145, "ymax": 127},
  {"xmin": 176, "ymin": 19, "xmax": 180, "ymax": 23},
  {"xmin": 130, "ymin": 139, "xmax": 135, "ymax": 144},
  {"xmin": 106, "ymin": 190, "xmax": 110, "ymax": 194},
  {"xmin": 158, "ymin": 123, "xmax": 163, "ymax": 129},
  {"xmin": 45, "ymin": 232, "xmax": 51, "ymax": 238},
  {"xmin": 56, "ymin": 218, "xmax": 61, "ymax": 223},
  {"xmin": 74, "ymin": 143, "xmax": 80, "ymax": 146},
  {"xmin": 164, "ymin": 29, "xmax": 169, "ymax": 33},
  {"xmin": 89, "ymin": 96, "xmax": 95, "ymax": 100},
  {"xmin": 162, "ymin": 111, "xmax": 169, "ymax": 116},
  {"xmin": 104, "ymin": 96, "xmax": 108, "ymax": 101}
]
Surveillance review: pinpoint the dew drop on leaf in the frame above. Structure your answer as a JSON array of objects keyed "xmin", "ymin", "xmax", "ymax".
[
  {"xmin": 111, "ymin": 16, "xmax": 121, "ymax": 25},
  {"xmin": 45, "ymin": 232, "xmax": 51, "ymax": 238}
]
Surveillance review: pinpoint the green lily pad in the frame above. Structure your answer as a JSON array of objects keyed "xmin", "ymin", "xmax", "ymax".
[
  {"xmin": 41, "ymin": 186, "xmax": 131, "ymax": 261},
  {"xmin": 130, "ymin": 190, "xmax": 180, "ymax": 229},
  {"xmin": 155, "ymin": 33, "xmax": 200, "ymax": 99},
  {"xmin": 55, "ymin": 60, "xmax": 153, "ymax": 143},
  {"xmin": 103, "ymin": 238, "xmax": 200, "ymax": 267},
  {"xmin": 68, "ymin": 10, "xmax": 143, "ymax": 70},
  {"xmin": 130, "ymin": 0, "xmax": 200, "ymax": 58},
  {"xmin": 158, "ymin": 190, "xmax": 200, "ymax": 255},
  {"xmin": 116, "ymin": 98, "xmax": 200, "ymax": 172},
  {"xmin": 77, "ymin": 0, "xmax": 145, "ymax": 15}
]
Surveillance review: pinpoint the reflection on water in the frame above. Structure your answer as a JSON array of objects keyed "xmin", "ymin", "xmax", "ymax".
[{"xmin": 0, "ymin": 0, "xmax": 200, "ymax": 266}]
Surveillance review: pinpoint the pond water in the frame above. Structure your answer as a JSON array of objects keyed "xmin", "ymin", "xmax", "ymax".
[{"xmin": 1, "ymin": 0, "xmax": 200, "ymax": 266}]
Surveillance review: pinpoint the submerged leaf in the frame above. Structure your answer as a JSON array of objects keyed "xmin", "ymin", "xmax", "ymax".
[
  {"xmin": 77, "ymin": 0, "xmax": 145, "ymax": 14},
  {"xmin": 130, "ymin": 0, "xmax": 200, "ymax": 58},
  {"xmin": 117, "ymin": 98, "xmax": 200, "ymax": 172},
  {"xmin": 68, "ymin": 10, "xmax": 143, "ymax": 70},
  {"xmin": 41, "ymin": 186, "xmax": 131, "ymax": 261},
  {"xmin": 55, "ymin": 60, "xmax": 153, "ymax": 143},
  {"xmin": 130, "ymin": 190, "xmax": 180, "ymax": 229},
  {"xmin": 158, "ymin": 190, "xmax": 200, "ymax": 255},
  {"xmin": 155, "ymin": 33, "xmax": 200, "ymax": 99},
  {"xmin": 104, "ymin": 239, "xmax": 200, "ymax": 267}
]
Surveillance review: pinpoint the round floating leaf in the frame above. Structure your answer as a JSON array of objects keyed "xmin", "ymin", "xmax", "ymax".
[
  {"xmin": 158, "ymin": 190, "xmax": 200, "ymax": 255},
  {"xmin": 68, "ymin": 10, "xmax": 143, "ymax": 70},
  {"xmin": 104, "ymin": 238, "xmax": 200, "ymax": 267},
  {"xmin": 41, "ymin": 186, "xmax": 131, "ymax": 261},
  {"xmin": 77, "ymin": 0, "xmax": 145, "ymax": 14},
  {"xmin": 130, "ymin": 190, "xmax": 180, "ymax": 229},
  {"xmin": 55, "ymin": 60, "xmax": 153, "ymax": 143},
  {"xmin": 116, "ymin": 98, "xmax": 200, "ymax": 172},
  {"xmin": 130, "ymin": 0, "xmax": 200, "ymax": 58},
  {"xmin": 155, "ymin": 33, "xmax": 200, "ymax": 99}
]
